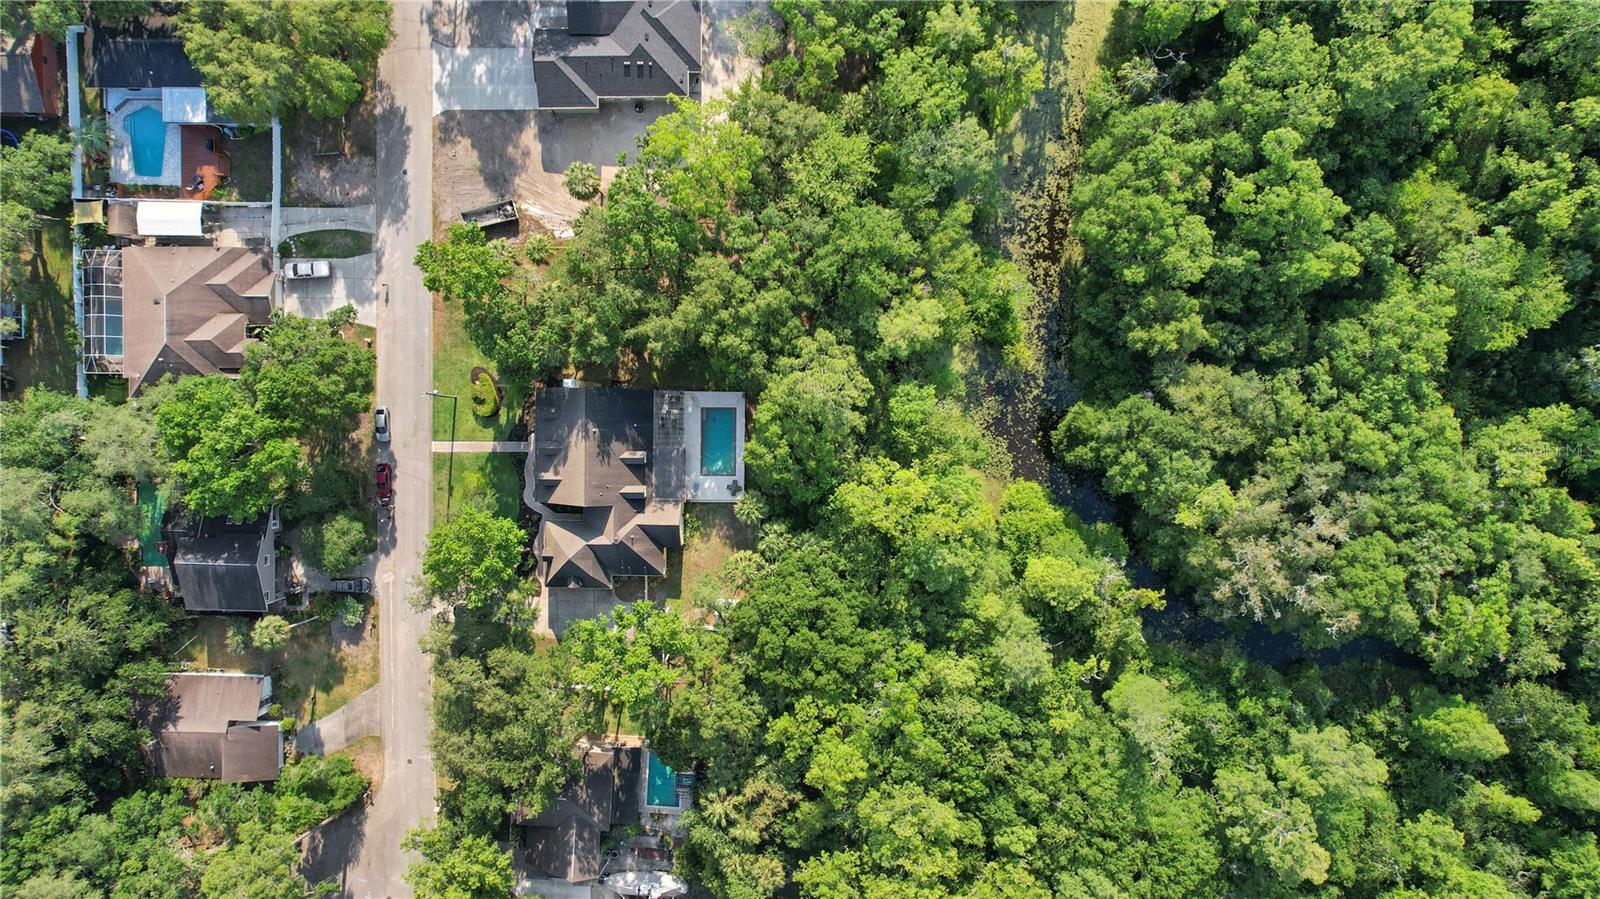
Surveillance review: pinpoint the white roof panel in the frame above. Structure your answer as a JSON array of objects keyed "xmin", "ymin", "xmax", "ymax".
[
  {"xmin": 136, "ymin": 200, "xmax": 204, "ymax": 237},
  {"xmin": 161, "ymin": 87, "xmax": 209, "ymax": 123}
]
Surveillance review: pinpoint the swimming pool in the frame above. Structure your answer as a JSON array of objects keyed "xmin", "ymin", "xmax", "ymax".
[
  {"xmin": 700, "ymin": 407, "xmax": 736, "ymax": 476},
  {"xmin": 125, "ymin": 107, "xmax": 166, "ymax": 177},
  {"xmin": 646, "ymin": 751, "xmax": 680, "ymax": 807}
]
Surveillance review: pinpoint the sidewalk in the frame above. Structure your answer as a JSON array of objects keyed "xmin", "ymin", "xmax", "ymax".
[{"xmin": 432, "ymin": 440, "xmax": 530, "ymax": 453}]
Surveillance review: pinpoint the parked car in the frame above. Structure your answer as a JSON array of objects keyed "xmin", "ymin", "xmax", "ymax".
[
  {"xmin": 283, "ymin": 260, "xmax": 331, "ymax": 279},
  {"xmin": 374, "ymin": 406, "xmax": 390, "ymax": 443},
  {"xmin": 328, "ymin": 577, "xmax": 372, "ymax": 594},
  {"xmin": 375, "ymin": 462, "xmax": 394, "ymax": 506}
]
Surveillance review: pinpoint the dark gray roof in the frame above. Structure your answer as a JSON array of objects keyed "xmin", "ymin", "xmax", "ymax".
[
  {"xmin": 168, "ymin": 515, "xmax": 273, "ymax": 613},
  {"xmin": 1, "ymin": 29, "xmax": 45, "ymax": 116},
  {"xmin": 147, "ymin": 673, "xmax": 282, "ymax": 783},
  {"xmin": 521, "ymin": 747, "xmax": 643, "ymax": 882},
  {"xmin": 84, "ymin": 17, "xmax": 201, "ymax": 88},
  {"xmin": 533, "ymin": 0, "xmax": 701, "ymax": 110},
  {"xmin": 529, "ymin": 387, "xmax": 682, "ymax": 591}
]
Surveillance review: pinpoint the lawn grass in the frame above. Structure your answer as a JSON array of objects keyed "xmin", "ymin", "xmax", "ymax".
[
  {"xmin": 333, "ymin": 735, "xmax": 384, "ymax": 792},
  {"xmin": 224, "ymin": 130, "xmax": 274, "ymax": 202},
  {"xmin": 2, "ymin": 220, "xmax": 76, "ymax": 397},
  {"xmin": 175, "ymin": 606, "xmax": 380, "ymax": 725},
  {"xmin": 432, "ymin": 451, "xmax": 524, "ymax": 527},
  {"xmin": 678, "ymin": 504, "xmax": 755, "ymax": 597},
  {"xmin": 431, "ymin": 294, "xmax": 526, "ymax": 441},
  {"xmin": 278, "ymin": 229, "xmax": 374, "ymax": 259}
]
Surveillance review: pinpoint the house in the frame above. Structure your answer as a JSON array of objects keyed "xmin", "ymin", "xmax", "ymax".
[
  {"xmin": 82, "ymin": 244, "xmax": 273, "ymax": 394},
  {"xmin": 518, "ymin": 745, "xmax": 693, "ymax": 886},
  {"xmin": 85, "ymin": 16, "xmax": 230, "ymax": 192},
  {"xmin": 146, "ymin": 672, "xmax": 282, "ymax": 783},
  {"xmin": 84, "ymin": 16, "xmax": 201, "ymax": 90},
  {"xmin": 520, "ymin": 747, "xmax": 643, "ymax": 882},
  {"xmin": 167, "ymin": 511, "xmax": 284, "ymax": 614},
  {"xmin": 523, "ymin": 386, "xmax": 743, "ymax": 636},
  {"xmin": 1, "ymin": 25, "xmax": 62, "ymax": 118},
  {"xmin": 532, "ymin": 0, "xmax": 701, "ymax": 111}
]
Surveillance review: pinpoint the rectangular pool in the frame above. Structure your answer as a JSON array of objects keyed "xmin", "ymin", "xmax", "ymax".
[
  {"xmin": 125, "ymin": 106, "xmax": 166, "ymax": 178},
  {"xmin": 699, "ymin": 407, "xmax": 736, "ymax": 476},
  {"xmin": 646, "ymin": 751, "xmax": 680, "ymax": 807}
]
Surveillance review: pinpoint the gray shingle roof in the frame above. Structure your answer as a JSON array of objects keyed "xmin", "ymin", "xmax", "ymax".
[
  {"xmin": 520, "ymin": 747, "xmax": 643, "ymax": 882},
  {"xmin": 168, "ymin": 514, "xmax": 275, "ymax": 613},
  {"xmin": 533, "ymin": 0, "xmax": 701, "ymax": 110},
  {"xmin": 1, "ymin": 30, "xmax": 46, "ymax": 116},
  {"xmin": 529, "ymin": 387, "xmax": 682, "ymax": 591},
  {"xmin": 84, "ymin": 17, "xmax": 201, "ymax": 89}
]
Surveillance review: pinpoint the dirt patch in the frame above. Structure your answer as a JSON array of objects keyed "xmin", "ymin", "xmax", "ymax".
[
  {"xmin": 333, "ymin": 734, "xmax": 384, "ymax": 793},
  {"xmin": 433, "ymin": 101, "xmax": 674, "ymax": 237},
  {"xmin": 283, "ymin": 96, "xmax": 379, "ymax": 207}
]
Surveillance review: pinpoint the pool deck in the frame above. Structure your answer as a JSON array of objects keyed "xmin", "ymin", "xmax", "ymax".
[{"xmin": 681, "ymin": 390, "xmax": 745, "ymax": 503}]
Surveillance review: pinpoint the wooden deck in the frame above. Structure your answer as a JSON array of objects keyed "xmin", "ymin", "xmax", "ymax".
[{"xmin": 178, "ymin": 126, "xmax": 230, "ymax": 200}]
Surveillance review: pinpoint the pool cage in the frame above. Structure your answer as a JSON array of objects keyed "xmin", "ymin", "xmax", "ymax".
[{"xmin": 82, "ymin": 247, "xmax": 125, "ymax": 373}]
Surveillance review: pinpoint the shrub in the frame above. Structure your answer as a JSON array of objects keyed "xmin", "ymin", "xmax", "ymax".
[
  {"xmin": 563, "ymin": 161, "xmax": 600, "ymax": 200},
  {"xmin": 334, "ymin": 595, "xmax": 366, "ymax": 628},
  {"xmin": 252, "ymin": 615, "xmax": 291, "ymax": 652},
  {"xmin": 302, "ymin": 509, "xmax": 377, "ymax": 574},
  {"xmin": 471, "ymin": 372, "xmax": 500, "ymax": 417},
  {"xmin": 524, "ymin": 233, "xmax": 555, "ymax": 264}
]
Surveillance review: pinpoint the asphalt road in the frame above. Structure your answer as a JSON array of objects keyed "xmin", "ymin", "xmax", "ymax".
[{"xmin": 336, "ymin": 4, "xmax": 437, "ymax": 895}]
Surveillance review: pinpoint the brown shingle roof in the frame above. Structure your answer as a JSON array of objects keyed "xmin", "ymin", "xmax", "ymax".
[
  {"xmin": 115, "ymin": 246, "xmax": 272, "ymax": 394},
  {"xmin": 147, "ymin": 673, "xmax": 282, "ymax": 783}
]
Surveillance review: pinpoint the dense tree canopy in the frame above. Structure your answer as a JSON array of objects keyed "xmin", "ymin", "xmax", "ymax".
[
  {"xmin": 403, "ymin": 4, "xmax": 1597, "ymax": 899},
  {"xmin": 177, "ymin": 0, "xmax": 392, "ymax": 123}
]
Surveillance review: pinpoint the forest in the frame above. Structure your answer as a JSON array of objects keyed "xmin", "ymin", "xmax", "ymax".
[
  {"xmin": 1, "ymin": 0, "xmax": 1596, "ymax": 897},
  {"xmin": 412, "ymin": 1, "xmax": 1600, "ymax": 897}
]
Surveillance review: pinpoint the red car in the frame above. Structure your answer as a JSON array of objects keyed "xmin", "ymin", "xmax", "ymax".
[{"xmin": 375, "ymin": 462, "xmax": 394, "ymax": 506}]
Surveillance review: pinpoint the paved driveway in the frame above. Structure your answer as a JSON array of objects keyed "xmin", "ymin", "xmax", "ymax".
[
  {"xmin": 434, "ymin": 47, "xmax": 538, "ymax": 112},
  {"xmin": 282, "ymin": 205, "xmax": 378, "ymax": 239},
  {"xmin": 278, "ymin": 255, "xmax": 380, "ymax": 325}
]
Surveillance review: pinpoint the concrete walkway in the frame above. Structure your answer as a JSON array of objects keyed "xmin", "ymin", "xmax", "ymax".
[
  {"xmin": 431, "ymin": 440, "xmax": 530, "ymax": 453},
  {"xmin": 281, "ymin": 205, "xmax": 377, "ymax": 239},
  {"xmin": 296, "ymin": 686, "xmax": 381, "ymax": 755},
  {"xmin": 209, "ymin": 205, "xmax": 376, "ymax": 244}
]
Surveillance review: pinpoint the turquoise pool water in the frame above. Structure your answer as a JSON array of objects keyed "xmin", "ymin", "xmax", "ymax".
[
  {"xmin": 700, "ymin": 407, "xmax": 736, "ymax": 476},
  {"xmin": 646, "ymin": 751, "xmax": 680, "ymax": 807},
  {"xmin": 125, "ymin": 107, "xmax": 166, "ymax": 177}
]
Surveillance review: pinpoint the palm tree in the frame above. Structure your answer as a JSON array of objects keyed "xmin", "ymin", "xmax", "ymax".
[{"xmin": 75, "ymin": 114, "xmax": 109, "ymax": 164}]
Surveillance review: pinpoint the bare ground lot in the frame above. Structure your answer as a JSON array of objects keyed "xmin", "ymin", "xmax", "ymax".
[
  {"xmin": 283, "ymin": 95, "xmax": 379, "ymax": 207},
  {"xmin": 433, "ymin": 103, "xmax": 667, "ymax": 236},
  {"xmin": 430, "ymin": 0, "xmax": 762, "ymax": 236}
]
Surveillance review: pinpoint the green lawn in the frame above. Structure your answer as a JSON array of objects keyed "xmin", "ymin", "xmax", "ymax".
[
  {"xmin": 278, "ymin": 229, "xmax": 374, "ymax": 259},
  {"xmin": 2, "ymin": 220, "xmax": 76, "ymax": 397},
  {"xmin": 224, "ymin": 130, "xmax": 274, "ymax": 202},
  {"xmin": 431, "ymin": 294, "xmax": 526, "ymax": 441},
  {"xmin": 432, "ymin": 451, "xmax": 524, "ymax": 527},
  {"xmin": 174, "ymin": 607, "xmax": 380, "ymax": 725}
]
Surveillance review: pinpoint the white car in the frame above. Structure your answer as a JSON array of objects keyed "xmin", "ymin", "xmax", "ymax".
[
  {"xmin": 283, "ymin": 259, "xmax": 331, "ymax": 279},
  {"xmin": 374, "ymin": 406, "xmax": 391, "ymax": 443}
]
